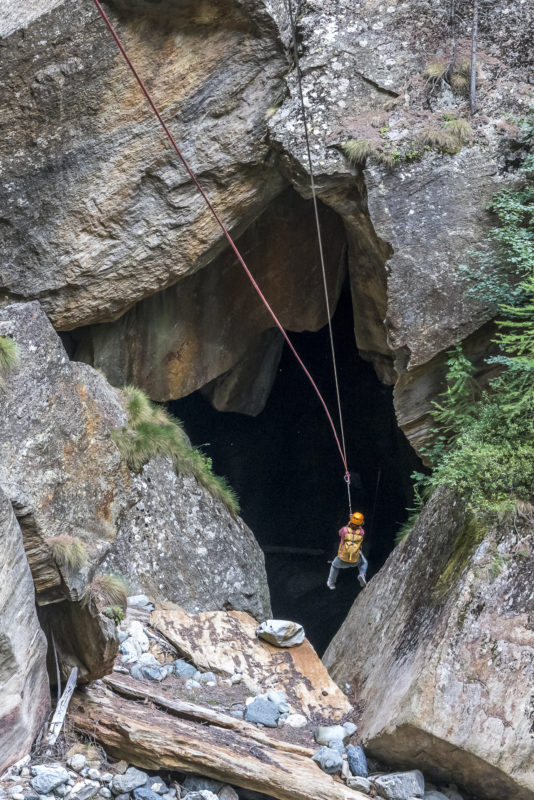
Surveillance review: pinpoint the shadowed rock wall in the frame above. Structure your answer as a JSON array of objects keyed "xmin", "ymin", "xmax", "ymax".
[{"xmin": 73, "ymin": 188, "xmax": 346, "ymax": 409}]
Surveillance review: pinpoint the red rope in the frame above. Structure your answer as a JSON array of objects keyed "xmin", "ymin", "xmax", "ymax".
[{"xmin": 90, "ymin": 0, "xmax": 349, "ymax": 477}]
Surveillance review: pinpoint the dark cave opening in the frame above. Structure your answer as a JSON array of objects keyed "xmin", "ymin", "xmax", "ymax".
[{"xmin": 171, "ymin": 285, "xmax": 422, "ymax": 655}]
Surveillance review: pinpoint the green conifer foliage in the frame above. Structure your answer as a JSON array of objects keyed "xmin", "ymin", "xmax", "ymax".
[{"xmin": 401, "ymin": 109, "xmax": 534, "ymax": 530}]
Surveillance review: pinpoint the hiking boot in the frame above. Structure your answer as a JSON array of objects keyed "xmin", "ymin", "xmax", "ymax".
[
  {"xmin": 326, "ymin": 580, "xmax": 336, "ymax": 590},
  {"xmin": 358, "ymin": 574, "xmax": 367, "ymax": 588}
]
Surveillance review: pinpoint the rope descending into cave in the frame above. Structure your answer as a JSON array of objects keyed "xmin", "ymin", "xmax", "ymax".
[
  {"xmin": 89, "ymin": 0, "xmax": 352, "ymax": 501},
  {"xmin": 284, "ymin": 0, "xmax": 351, "ymax": 513}
]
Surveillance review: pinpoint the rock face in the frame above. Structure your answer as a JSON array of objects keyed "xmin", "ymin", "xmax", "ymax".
[
  {"xmin": 0, "ymin": 301, "xmax": 129, "ymax": 604},
  {"xmin": 0, "ymin": 0, "xmax": 288, "ymax": 330},
  {"xmin": 267, "ymin": 0, "xmax": 532, "ymax": 448},
  {"xmin": 0, "ymin": 486, "xmax": 50, "ymax": 773},
  {"xmin": 103, "ymin": 456, "xmax": 272, "ymax": 621},
  {"xmin": 365, "ymin": 152, "xmax": 499, "ymax": 371},
  {"xmin": 2, "ymin": 0, "xmax": 532, "ymax": 446},
  {"xmin": 323, "ymin": 488, "xmax": 534, "ymax": 800},
  {"xmin": 0, "ymin": 301, "xmax": 271, "ymax": 679}
]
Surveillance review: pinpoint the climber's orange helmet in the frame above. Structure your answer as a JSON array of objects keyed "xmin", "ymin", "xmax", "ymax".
[{"xmin": 350, "ymin": 511, "xmax": 364, "ymax": 526}]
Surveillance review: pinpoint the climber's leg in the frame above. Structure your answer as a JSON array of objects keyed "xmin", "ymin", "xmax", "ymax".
[{"xmin": 357, "ymin": 552, "xmax": 368, "ymax": 588}]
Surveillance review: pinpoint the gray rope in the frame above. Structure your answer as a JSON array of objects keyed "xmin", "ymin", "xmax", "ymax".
[{"xmin": 285, "ymin": 0, "xmax": 350, "ymax": 492}]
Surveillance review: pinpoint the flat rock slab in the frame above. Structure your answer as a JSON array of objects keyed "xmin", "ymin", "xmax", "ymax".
[{"xmin": 151, "ymin": 604, "xmax": 351, "ymax": 718}]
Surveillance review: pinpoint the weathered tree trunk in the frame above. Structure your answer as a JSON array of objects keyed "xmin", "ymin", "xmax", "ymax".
[
  {"xmin": 470, "ymin": 0, "xmax": 479, "ymax": 114},
  {"xmin": 45, "ymin": 668, "xmax": 78, "ymax": 752},
  {"xmin": 448, "ymin": 0, "xmax": 457, "ymax": 78},
  {"xmin": 70, "ymin": 678, "xmax": 367, "ymax": 800}
]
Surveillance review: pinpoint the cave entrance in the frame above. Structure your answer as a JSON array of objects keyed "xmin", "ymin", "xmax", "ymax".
[{"xmin": 171, "ymin": 285, "xmax": 421, "ymax": 655}]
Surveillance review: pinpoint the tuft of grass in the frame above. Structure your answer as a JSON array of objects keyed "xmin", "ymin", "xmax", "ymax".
[
  {"xmin": 342, "ymin": 139, "xmax": 375, "ymax": 167},
  {"xmin": 341, "ymin": 140, "xmax": 396, "ymax": 170},
  {"xmin": 113, "ymin": 386, "xmax": 239, "ymax": 517},
  {"xmin": 85, "ymin": 573, "xmax": 128, "ymax": 612},
  {"xmin": 103, "ymin": 605, "xmax": 125, "ymax": 625},
  {"xmin": 418, "ymin": 128, "xmax": 460, "ymax": 154},
  {"xmin": 48, "ymin": 536, "xmax": 89, "ymax": 571},
  {"xmin": 490, "ymin": 552, "xmax": 509, "ymax": 578},
  {"xmin": 443, "ymin": 117, "xmax": 472, "ymax": 143},
  {"xmin": 450, "ymin": 61, "xmax": 471, "ymax": 96},
  {"xmin": 0, "ymin": 336, "xmax": 18, "ymax": 388},
  {"xmin": 424, "ymin": 61, "xmax": 447, "ymax": 79}
]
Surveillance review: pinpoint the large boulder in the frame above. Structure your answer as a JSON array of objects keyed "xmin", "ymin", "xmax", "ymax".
[
  {"xmin": 2, "ymin": 0, "xmax": 532, "ymax": 446},
  {"xmin": 0, "ymin": 301, "xmax": 129, "ymax": 605},
  {"xmin": 0, "ymin": 302, "xmax": 271, "ymax": 657},
  {"xmin": 103, "ymin": 456, "xmax": 272, "ymax": 620},
  {"xmin": 0, "ymin": 486, "xmax": 50, "ymax": 773},
  {"xmin": 268, "ymin": 0, "xmax": 533, "ymax": 443},
  {"xmin": 0, "ymin": 0, "xmax": 287, "ymax": 330},
  {"xmin": 323, "ymin": 488, "xmax": 534, "ymax": 800}
]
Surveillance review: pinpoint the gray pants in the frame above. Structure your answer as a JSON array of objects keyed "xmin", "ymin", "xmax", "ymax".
[{"xmin": 328, "ymin": 553, "xmax": 368, "ymax": 586}]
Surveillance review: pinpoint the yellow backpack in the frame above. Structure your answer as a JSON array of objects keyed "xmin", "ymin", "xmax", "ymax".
[{"xmin": 338, "ymin": 528, "xmax": 363, "ymax": 563}]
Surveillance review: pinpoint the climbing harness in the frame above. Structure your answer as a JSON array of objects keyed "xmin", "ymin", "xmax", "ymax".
[{"xmin": 90, "ymin": 0, "xmax": 352, "ymax": 508}]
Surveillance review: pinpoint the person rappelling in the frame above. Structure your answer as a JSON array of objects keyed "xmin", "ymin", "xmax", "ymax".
[{"xmin": 326, "ymin": 511, "xmax": 368, "ymax": 590}]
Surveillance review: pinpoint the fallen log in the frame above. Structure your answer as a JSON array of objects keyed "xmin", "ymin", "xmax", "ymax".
[
  {"xmin": 70, "ymin": 683, "xmax": 366, "ymax": 800},
  {"xmin": 104, "ymin": 674, "xmax": 313, "ymax": 757}
]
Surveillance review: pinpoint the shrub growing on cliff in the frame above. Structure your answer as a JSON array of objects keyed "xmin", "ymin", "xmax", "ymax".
[
  {"xmin": 113, "ymin": 386, "xmax": 239, "ymax": 517},
  {"xmin": 460, "ymin": 110, "xmax": 534, "ymax": 312},
  {"xmin": 0, "ymin": 336, "xmax": 18, "ymax": 388},
  {"xmin": 49, "ymin": 535, "xmax": 88, "ymax": 571},
  {"xmin": 402, "ymin": 114, "xmax": 534, "ymax": 524}
]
